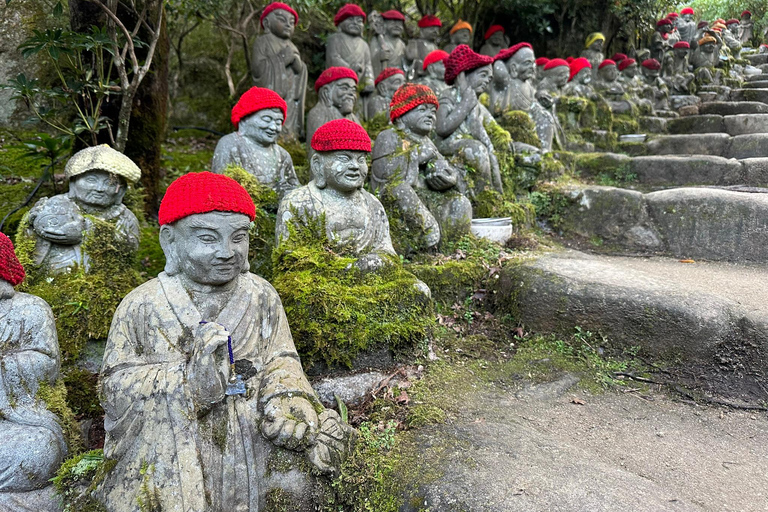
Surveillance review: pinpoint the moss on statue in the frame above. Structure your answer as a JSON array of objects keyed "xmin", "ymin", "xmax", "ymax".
[
  {"xmin": 52, "ymin": 449, "xmax": 113, "ymax": 512},
  {"xmin": 272, "ymin": 213, "xmax": 434, "ymax": 369},
  {"xmin": 497, "ymin": 110, "xmax": 541, "ymax": 148},
  {"xmin": 37, "ymin": 379, "xmax": 84, "ymax": 454},
  {"xmin": 62, "ymin": 367, "xmax": 104, "ymax": 420},
  {"xmin": 363, "ymin": 111, "xmax": 392, "ymax": 142}
]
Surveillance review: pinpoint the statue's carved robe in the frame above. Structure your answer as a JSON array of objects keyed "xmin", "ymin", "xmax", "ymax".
[
  {"xmin": 326, "ymin": 33, "xmax": 374, "ymax": 88},
  {"xmin": 370, "ymin": 35, "xmax": 406, "ymax": 76},
  {"xmin": 99, "ymin": 272, "xmax": 320, "ymax": 512}
]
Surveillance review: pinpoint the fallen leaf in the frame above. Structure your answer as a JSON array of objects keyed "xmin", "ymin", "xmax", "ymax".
[
  {"xmin": 571, "ymin": 398, "xmax": 586, "ymax": 405},
  {"xmin": 395, "ymin": 390, "xmax": 410, "ymax": 405},
  {"xmin": 679, "ymin": 259, "xmax": 696, "ymax": 264}
]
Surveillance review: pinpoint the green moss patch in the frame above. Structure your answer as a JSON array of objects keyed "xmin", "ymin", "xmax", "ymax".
[
  {"xmin": 52, "ymin": 449, "xmax": 112, "ymax": 512},
  {"xmin": 497, "ymin": 110, "xmax": 541, "ymax": 148},
  {"xmin": 37, "ymin": 379, "xmax": 84, "ymax": 454}
]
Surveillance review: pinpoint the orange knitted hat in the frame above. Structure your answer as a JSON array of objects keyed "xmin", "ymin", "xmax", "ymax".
[{"xmin": 450, "ymin": 20, "xmax": 472, "ymax": 35}]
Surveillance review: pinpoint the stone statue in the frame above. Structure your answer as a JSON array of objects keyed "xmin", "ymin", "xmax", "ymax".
[
  {"xmin": 691, "ymin": 35, "xmax": 720, "ymax": 84},
  {"xmin": 212, "ymin": 87, "xmax": 299, "ymax": 199},
  {"xmin": 369, "ymin": 10, "xmax": 407, "ymax": 77},
  {"xmin": 490, "ymin": 43, "xmax": 562, "ymax": 152},
  {"xmin": 277, "ymin": 119, "xmax": 397, "ymax": 273},
  {"xmin": 98, "ymin": 172, "xmax": 353, "ymax": 512},
  {"xmin": 326, "ymin": 4, "xmax": 374, "ymax": 93},
  {"xmin": 419, "ymin": 49, "xmax": 450, "ymax": 95},
  {"xmin": 444, "ymin": 20, "xmax": 472, "ymax": 54},
  {"xmin": 0, "ymin": 233, "xmax": 67, "ymax": 512},
  {"xmin": 739, "ymin": 10, "xmax": 753, "ymax": 45},
  {"xmin": 639, "ymin": 58, "xmax": 670, "ymax": 111},
  {"xmin": 25, "ymin": 145, "xmax": 140, "ymax": 275},
  {"xmin": 479, "ymin": 25, "xmax": 508, "ymax": 57},
  {"xmin": 251, "ymin": 2, "xmax": 307, "ymax": 140},
  {"xmin": 580, "ymin": 32, "xmax": 605, "ymax": 79},
  {"xmin": 724, "ymin": 19, "xmax": 742, "ymax": 55},
  {"xmin": 366, "ymin": 67, "xmax": 406, "ymax": 121},
  {"xmin": 678, "ymin": 7, "xmax": 697, "ymax": 44},
  {"xmin": 535, "ymin": 57, "xmax": 549, "ymax": 82},
  {"xmin": 306, "ymin": 67, "xmax": 360, "ymax": 158},
  {"xmin": 695, "ymin": 21, "xmax": 710, "ymax": 42},
  {"xmin": 435, "ymin": 45, "xmax": 503, "ymax": 195},
  {"xmin": 666, "ymin": 13, "xmax": 681, "ymax": 45},
  {"xmin": 371, "ymin": 84, "xmax": 472, "ymax": 251},
  {"xmin": 538, "ymin": 58, "xmax": 570, "ymax": 93},
  {"xmin": 651, "ymin": 19, "xmax": 674, "ymax": 63},
  {"xmin": 406, "ymin": 15, "xmax": 442, "ymax": 78},
  {"xmin": 562, "ymin": 57, "xmax": 597, "ymax": 99},
  {"xmin": 663, "ymin": 41, "xmax": 695, "ymax": 95}
]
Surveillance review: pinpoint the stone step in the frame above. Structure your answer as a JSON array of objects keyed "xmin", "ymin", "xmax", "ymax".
[
  {"xmin": 628, "ymin": 155, "xmax": 742, "ymax": 186},
  {"xmin": 699, "ymin": 101, "xmax": 768, "ymax": 115},
  {"xmin": 731, "ymin": 88, "xmax": 768, "ymax": 103},
  {"xmin": 747, "ymin": 53, "xmax": 768, "ymax": 66},
  {"xmin": 667, "ymin": 114, "xmax": 768, "ymax": 135},
  {"xmin": 724, "ymin": 113, "xmax": 768, "ymax": 135},
  {"xmin": 505, "ymin": 250, "xmax": 768, "ymax": 367},
  {"xmin": 646, "ymin": 133, "xmax": 768, "ymax": 158},
  {"xmin": 746, "ymin": 73, "xmax": 768, "ymax": 82},
  {"xmin": 742, "ymin": 80, "xmax": 768, "ymax": 89},
  {"xmin": 557, "ymin": 186, "xmax": 768, "ymax": 263}
]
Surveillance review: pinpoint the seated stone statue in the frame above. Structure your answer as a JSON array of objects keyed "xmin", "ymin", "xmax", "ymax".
[
  {"xmin": 739, "ymin": 10, "xmax": 753, "ymax": 45},
  {"xmin": 618, "ymin": 57, "xmax": 640, "ymax": 86},
  {"xmin": 25, "ymin": 145, "xmax": 140, "ymax": 275},
  {"xmin": 678, "ymin": 7, "xmax": 697, "ymax": 44},
  {"xmin": 250, "ymin": 2, "xmax": 307, "ymax": 140},
  {"xmin": 667, "ymin": 13, "xmax": 682, "ymax": 45},
  {"xmin": 580, "ymin": 32, "xmax": 605, "ymax": 79},
  {"xmin": 366, "ymin": 67, "xmax": 406, "ymax": 121},
  {"xmin": 479, "ymin": 25, "xmax": 508, "ymax": 57},
  {"xmin": 651, "ymin": 19, "xmax": 674, "ymax": 63},
  {"xmin": 212, "ymin": 87, "xmax": 299, "ymax": 199},
  {"xmin": 406, "ymin": 15, "xmax": 442, "ymax": 78},
  {"xmin": 98, "ymin": 171, "xmax": 353, "ymax": 511},
  {"xmin": 538, "ymin": 58, "xmax": 570, "ymax": 93},
  {"xmin": 443, "ymin": 20, "xmax": 472, "ymax": 54},
  {"xmin": 695, "ymin": 21, "xmax": 709, "ymax": 42},
  {"xmin": 277, "ymin": 119, "xmax": 396, "ymax": 273},
  {"xmin": 535, "ymin": 57, "xmax": 549, "ymax": 82},
  {"xmin": 639, "ymin": 58, "xmax": 670, "ymax": 111},
  {"xmin": 0, "ymin": 233, "xmax": 67, "ymax": 512},
  {"xmin": 724, "ymin": 19, "xmax": 742, "ymax": 55},
  {"xmin": 594, "ymin": 59, "xmax": 634, "ymax": 114},
  {"xmin": 306, "ymin": 67, "xmax": 360, "ymax": 156},
  {"xmin": 326, "ymin": 4, "xmax": 374, "ymax": 93},
  {"xmin": 419, "ymin": 49, "xmax": 449, "ymax": 95},
  {"xmin": 369, "ymin": 9, "xmax": 407, "ymax": 77},
  {"xmin": 663, "ymin": 41, "xmax": 695, "ymax": 95},
  {"xmin": 371, "ymin": 84, "xmax": 472, "ymax": 252},
  {"xmin": 562, "ymin": 57, "xmax": 597, "ymax": 99}
]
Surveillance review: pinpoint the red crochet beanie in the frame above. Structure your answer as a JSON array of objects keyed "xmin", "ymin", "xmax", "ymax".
[
  {"xmin": 611, "ymin": 53, "xmax": 627, "ymax": 62},
  {"xmin": 726, "ymin": 18, "xmax": 739, "ymax": 25},
  {"xmin": 315, "ymin": 67, "xmax": 358, "ymax": 92},
  {"xmin": 681, "ymin": 7, "xmax": 694, "ymax": 15},
  {"xmin": 418, "ymin": 15, "xmax": 442, "ymax": 28},
  {"xmin": 423, "ymin": 50, "xmax": 449, "ymax": 70},
  {"xmin": 566, "ymin": 56, "xmax": 575, "ymax": 63},
  {"xmin": 673, "ymin": 41, "xmax": 691, "ymax": 49},
  {"xmin": 535, "ymin": 57, "xmax": 549, "ymax": 66},
  {"xmin": 334, "ymin": 4, "xmax": 366, "ymax": 26},
  {"xmin": 310, "ymin": 119, "xmax": 371, "ymax": 153},
  {"xmin": 375, "ymin": 67, "xmax": 405, "ymax": 86},
  {"xmin": 657, "ymin": 18, "xmax": 672, "ymax": 27},
  {"xmin": 381, "ymin": 10, "xmax": 405, "ymax": 21},
  {"xmin": 618, "ymin": 58, "xmax": 637, "ymax": 71},
  {"xmin": 484, "ymin": 25, "xmax": 504, "ymax": 40},
  {"xmin": 742, "ymin": 10, "xmax": 752, "ymax": 17},
  {"xmin": 697, "ymin": 21, "xmax": 709, "ymax": 29},
  {"xmin": 568, "ymin": 57, "xmax": 591, "ymax": 82},
  {"xmin": 667, "ymin": 12, "xmax": 679, "ymax": 18},
  {"xmin": 641, "ymin": 58, "xmax": 661, "ymax": 70},
  {"xmin": 598, "ymin": 59, "xmax": 616, "ymax": 70},
  {"xmin": 444, "ymin": 44, "xmax": 493, "ymax": 85},
  {"xmin": 390, "ymin": 83, "xmax": 439, "ymax": 122},
  {"xmin": 0, "ymin": 233, "xmax": 25, "ymax": 286},
  {"xmin": 159, "ymin": 172, "xmax": 256, "ymax": 226},
  {"xmin": 544, "ymin": 58, "xmax": 569, "ymax": 71},
  {"xmin": 494, "ymin": 42, "xmax": 533, "ymax": 62},
  {"xmin": 260, "ymin": 2, "xmax": 298, "ymax": 28},
  {"xmin": 231, "ymin": 87, "xmax": 287, "ymax": 128}
]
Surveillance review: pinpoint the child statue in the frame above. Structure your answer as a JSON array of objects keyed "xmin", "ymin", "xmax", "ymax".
[
  {"xmin": 419, "ymin": 49, "xmax": 450, "ymax": 95},
  {"xmin": 663, "ymin": 41, "xmax": 695, "ymax": 95},
  {"xmin": 306, "ymin": 67, "xmax": 361, "ymax": 156},
  {"xmin": 651, "ymin": 19, "xmax": 674, "ymax": 63},
  {"xmin": 562, "ymin": 57, "xmax": 598, "ymax": 99},
  {"xmin": 739, "ymin": 10, "xmax": 753, "ymax": 45},
  {"xmin": 443, "ymin": 20, "xmax": 473, "ymax": 54},
  {"xmin": 479, "ymin": 25, "xmax": 508, "ymax": 57},
  {"xmin": 678, "ymin": 7, "xmax": 697, "ymax": 44},
  {"xmin": 326, "ymin": 4, "xmax": 374, "ymax": 93},
  {"xmin": 369, "ymin": 9, "xmax": 407, "ymax": 77},
  {"xmin": 640, "ymin": 58, "xmax": 670, "ymax": 111},
  {"xmin": 538, "ymin": 58, "xmax": 570, "ymax": 93},
  {"xmin": 366, "ymin": 67, "xmax": 406, "ymax": 121},
  {"xmin": 406, "ymin": 15, "xmax": 442, "ymax": 78},
  {"xmin": 580, "ymin": 32, "xmax": 605, "ymax": 79}
]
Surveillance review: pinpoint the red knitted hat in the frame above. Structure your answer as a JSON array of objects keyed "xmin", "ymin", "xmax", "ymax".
[
  {"xmin": 423, "ymin": 49, "xmax": 449, "ymax": 70},
  {"xmin": 697, "ymin": 21, "xmax": 709, "ymax": 29},
  {"xmin": 418, "ymin": 15, "xmax": 442, "ymax": 28},
  {"xmin": 158, "ymin": 172, "xmax": 256, "ymax": 226},
  {"xmin": 566, "ymin": 56, "xmax": 575, "ymax": 63},
  {"xmin": 0, "ymin": 233, "xmax": 25, "ymax": 286},
  {"xmin": 667, "ymin": 12, "xmax": 679, "ymax": 18},
  {"xmin": 681, "ymin": 7, "xmax": 694, "ymax": 15},
  {"xmin": 444, "ymin": 44, "xmax": 493, "ymax": 85},
  {"xmin": 231, "ymin": 87, "xmax": 287, "ymax": 128},
  {"xmin": 726, "ymin": 18, "xmax": 739, "ymax": 25},
  {"xmin": 641, "ymin": 58, "xmax": 661, "ymax": 70},
  {"xmin": 484, "ymin": 25, "xmax": 504, "ymax": 40},
  {"xmin": 310, "ymin": 119, "xmax": 371, "ymax": 152},
  {"xmin": 389, "ymin": 83, "xmax": 439, "ymax": 122},
  {"xmin": 673, "ymin": 41, "xmax": 691, "ymax": 49},
  {"xmin": 611, "ymin": 53, "xmax": 627, "ymax": 62},
  {"xmin": 742, "ymin": 10, "xmax": 752, "ymax": 17},
  {"xmin": 380, "ymin": 10, "xmax": 405, "ymax": 21},
  {"xmin": 657, "ymin": 19, "xmax": 672, "ymax": 27},
  {"xmin": 494, "ymin": 42, "xmax": 533, "ymax": 62},
  {"xmin": 314, "ymin": 67, "xmax": 358, "ymax": 92},
  {"xmin": 535, "ymin": 57, "xmax": 550, "ymax": 66},
  {"xmin": 375, "ymin": 67, "xmax": 405, "ymax": 86},
  {"xmin": 568, "ymin": 57, "xmax": 591, "ymax": 81},
  {"xmin": 260, "ymin": 2, "xmax": 298, "ymax": 28},
  {"xmin": 544, "ymin": 58, "xmax": 569, "ymax": 70},
  {"xmin": 334, "ymin": 4, "xmax": 366, "ymax": 26},
  {"xmin": 598, "ymin": 59, "xmax": 616, "ymax": 70},
  {"xmin": 618, "ymin": 58, "xmax": 637, "ymax": 71}
]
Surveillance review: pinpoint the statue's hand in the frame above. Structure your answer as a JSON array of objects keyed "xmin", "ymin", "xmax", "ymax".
[
  {"xmin": 425, "ymin": 163, "xmax": 457, "ymax": 191},
  {"xmin": 456, "ymin": 73, "xmax": 478, "ymax": 111},
  {"xmin": 307, "ymin": 409, "xmax": 356, "ymax": 475},
  {"xmin": 187, "ymin": 322, "xmax": 230, "ymax": 405},
  {"xmin": 37, "ymin": 219, "xmax": 84, "ymax": 245},
  {"xmin": 261, "ymin": 396, "xmax": 319, "ymax": 451}
]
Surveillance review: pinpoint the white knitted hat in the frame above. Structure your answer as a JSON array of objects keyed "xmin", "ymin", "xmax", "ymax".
[{"xmin": 64, "ymin": 144, "xmax": 142, "ymax": 183}]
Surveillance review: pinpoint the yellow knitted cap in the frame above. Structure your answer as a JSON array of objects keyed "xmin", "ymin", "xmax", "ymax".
[
  {"xmin": 698, "ymin": 35, "xmax": 717, "ymax": 45},
  {"xmin": 65, "ymin": 145, "xmax": 142, "ymax": 183},
  {"xmin": 450, "ymin": 20, "xmax": 473, "ymax": 35},
  {"xmin": 585, "ymin": 32, "xmax": 605, "ymax": 48}
]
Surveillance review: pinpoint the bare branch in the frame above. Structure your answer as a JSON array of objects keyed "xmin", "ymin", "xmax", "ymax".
[{"xmin": 89, "ymin": 0, "xmax": 140, "ymax": 72}]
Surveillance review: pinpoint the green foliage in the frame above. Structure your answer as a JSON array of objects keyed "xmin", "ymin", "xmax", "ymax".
[
  {"xmin": 272, "ymin": 212, "xmax": 434, "ymax": 369},
  {"xmin": 36, "ymin": 379, "xmax": 84, "ymax": 454},
  {"xmin": 528, "ymin": 187, "xmax": 570, "ymax": 228},
  {"xmin": 52, "ymin": 449, "xmax": 112, "ymax": 512},
  {"xmin": 62, "ymin": 367, "xmax": 103, "ymax": 419},
  {"xmin": 497, "ymin": 110, "xmax": 541, "ymax": 148},
  {"xmin": 363, "ymin": 111, "xmax": 392, "ymax": 143},
  {"xmin": 691, "ymin": 0, "xmax": 766, "ymax": 46}
]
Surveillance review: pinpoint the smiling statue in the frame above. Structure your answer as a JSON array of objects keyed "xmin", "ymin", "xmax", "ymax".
[
  {"xmin": 212, "ymin": 87, "xmax": 300, "ymax": 199},
  {"xmin": 98, "ymin": 171, "xmax": 354, "ymax": 511},
  {"xmin": 24, "ymin": 145, "xmax": 140, "ymax": 274},
  {"xmin": 306, "ymin": 67, "xmax": 361, "ymax": 159}
]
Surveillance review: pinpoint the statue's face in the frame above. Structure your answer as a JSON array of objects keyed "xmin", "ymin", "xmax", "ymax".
[
  {"xmin": 452, "ymin": 29, "xmax": 471, "ymax": 44},
  {"xmin": 510, "ymin": 47, "xmax": 536, "ymax": 81},
  {"xmin": 599, "ymin": 65, "xmax": 618, "ymax": 82},
  {"xmin": 660, "ymin": 24, "xmax": 672, "ymax": 34},
  {"xmin": 622, "ymin": 64, "xmax": 637, "ymax": 78},
  {"xmin": 400, "ymin": 102, "xmax": 437, "ymax": 135},
  {"xmin": 467, "ymin": 64, "xmax": 493, "ymax": 93},
  {"xmin": 239, "ymin": 107, "xmax": 284, "ymax": 145},
  {"xmin": 377, "ymin": 74, "xmax": 406, "ymax": 97},
  {"xmin": 264, "ymin": 9, "xmax": 295, "ymax": 39},
  {"xmin": 576, "ymin": 68, "xmax": 591, "ymax": 85},
  {"xmin": 673, "ymin": 48, "xmax": 689, "ymax": 59},
  {"xmin": 682, "ymin": 13, "xmax": 693, "ymax": 22},
  {"xmin": 728, "ymin": 23, "xmax": 739, "ymax": 34},
  {"xmin": 385, "ymin": 20, "xmax": 404, "ymax": 37},
  {"xmin": 69, "ymin": 170, "xmax": 126, "ymax": 208},
  {"xmin": 339, "ymin": 16, "xmax": 364, "ymax": 36},
  {"xmin": 329, "ymin": 78, "xmax": 357, "ymax": 114},
  {"xmin": 642, "ymin": 67, "xmax": 659, "ymax": 80},
  {"xmin": 549, "ymin": 66, "xmax": 570, "ymax": 87},
  {"xmin": 317, "ymin": 150, "xmax": 369, "ymax": 193},
  {"xmin": 165, "ymin": 211, "xmax": 250, "ymax": 286},
  {"xmin": 420, "ymin": 26, "xmax": 440, "ymax": 42},
  {"xmin": 488, "ymin": 31, "xmax": 505, "ymax": 46},
  {"xmin": 427, "ymin": 60, "xmax": 446, "ymax": 79},
  {"xmin": 589, "ymin": 39, "xmax": 604, "ymax": 52},
  {"xmin": 701, "ymin": 42, "xmax": 715, "ymax": 54}
]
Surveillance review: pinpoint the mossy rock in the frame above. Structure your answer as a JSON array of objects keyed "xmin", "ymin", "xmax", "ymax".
[
  {"xmin": 52, "ymin": 450, "xmax": 112, "ymax": 512},
  {"xmin": 364, "ymin": 111, "xmax": 392, "ymax": 143},
  {"xmin": 497, "ymin": 110, "xmax": 541, "ymax": 148}
]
